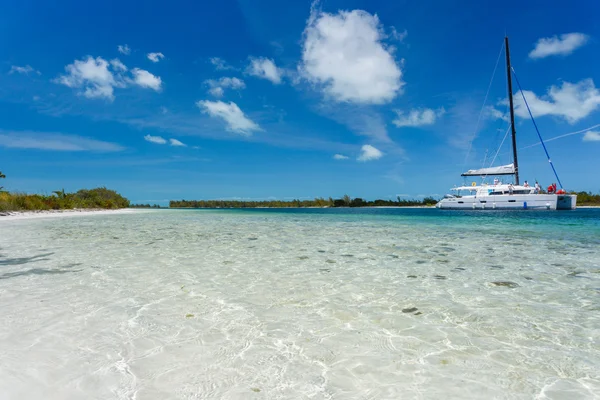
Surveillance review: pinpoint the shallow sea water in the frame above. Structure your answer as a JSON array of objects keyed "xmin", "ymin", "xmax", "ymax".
[{"xmin": 0, "ymin": 208, "xmax": 599, "ymax": 399}]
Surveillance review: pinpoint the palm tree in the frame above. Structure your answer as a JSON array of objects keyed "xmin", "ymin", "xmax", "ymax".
[
  {"xmin": 53, "ymin": 189, "xmax": 66, "ymax": 199},
  {"xmin": 0, "ymin": 171, "xmax": 5, "ymax": 190}
]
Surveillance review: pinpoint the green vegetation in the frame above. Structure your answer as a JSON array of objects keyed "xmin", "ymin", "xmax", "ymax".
[
  {"xmin": 572, "ymin": 191, "xmax": 600, "ymax": 206},
  {"xmin": 130, "ymin": 203, "xmax": 162, "ymax": 208},
  {"xmin": 0, "ymin": 187, "xmax": 130, "ymax": 211},
  {"xmin": 170, "ymin": 195, "xmax": 439, "ymax": 209}
]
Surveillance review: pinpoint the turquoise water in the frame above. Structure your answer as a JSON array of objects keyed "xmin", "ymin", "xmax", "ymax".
[{"xmin": 1, "ymin": 208, "xmax": 599, "ymax": 399}]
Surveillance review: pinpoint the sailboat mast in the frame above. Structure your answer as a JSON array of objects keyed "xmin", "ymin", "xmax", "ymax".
[{"xmin": 505, "ymin": 36, "xmax": 519, "ymax": 185}]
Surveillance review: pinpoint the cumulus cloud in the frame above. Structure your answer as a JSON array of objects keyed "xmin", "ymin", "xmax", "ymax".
[
  {"xmin": 300, "ymin": 7, "xmax": 403, "ymax": 104},
  {"xmin": 218, "ymin": 77, "xmax": 245, "ymax": 89},
  {"xmin": 393, "ymin": 108, "xmax": 445, "ymax": 127},
  {"xmin": 9, "ymin": 65, "xmax": 41, "ymax": 75},
  {"xmin": 210, "ymin": 57, "xmax": 234, "ymax": 71},
  {"xmin": 0, "ymin": 131, "xmax": 124, "ymax": 152},
  {"xmin": 583, "ymin": 130, "xmax": 600, "ymax": 142},
  {"xmin": 144, "ymin": 134, "xmax": 167, "ymax": 144},
  {"xmin": 169, "ymin": 138, "xmax": 186, "ymax": 146},
  {"xmin": 205, "ymin": 77, "xmax": 246, "ymax": 97},
  {"xmin": 209, "ymin": 87, "xmax": 224, "ymax": 98},
  {"xmin": 485, "ymin": 105, "xmax": 509, "ymax": 122},
  {"xmin": 55, "ymin": 56, "xmax": 163, "ymax": 100},
  {"xmin": 55, "ymin": 56, "xmax": 123, "ymax": 100},
  {"xmin": 246, "ymin": 57, "xmax": 283, "ymax": 84},
  {"xmin": 333, "ymin": 154, "xmax": 349, "ymax": 160},
  {"xmin": 118, "ymin": 44, "xmax": 131, "ymax": 55},
  {"xmin": 511, "ymin": 79, "xmax": 600, "ymax": 124},
  {"xmin": 110, "ymin": 58, "xmax": 127, "ymax": 72},
  {"xmin": 529, "ymin": 33, "xmax": 589, "ymax": 59},
  {"xmin": 131, "ymin": 68, "xmax": 162, "ymax": 91},
  {"xmin": 147, "ymin": 52, "xmax": 165, "ymax": 63},
  {"xmin": 357, "ymin": 144, "xmax": 383, "ymax": 161},
  {"xmin": 196, "ymin": 100, "xmax": 260, "ymax": 135}
]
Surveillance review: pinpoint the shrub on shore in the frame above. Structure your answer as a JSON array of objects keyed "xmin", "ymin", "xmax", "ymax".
[
  {"xmin": 0, "ymin": 187, "xmax": 130, "ymax": 211},
  {"xmin": 170, "ymin": 195, "xmax": 440, "ymax": 209}
]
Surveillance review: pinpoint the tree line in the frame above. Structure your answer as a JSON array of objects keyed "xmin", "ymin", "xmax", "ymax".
[
  {"xmin": 0, "ymin": 185, "xmax": 130, "ymax": 211},
  {"xmin": 575, "ymin": 191, "xmax": 600, "ymax": 205},
  {"xmin": 130, "ymin": 204, "xmax": 162, "ymax": 208},
  {"xmin": 169, "ymin": 195, "xmax": 439, "ymax": 209}
]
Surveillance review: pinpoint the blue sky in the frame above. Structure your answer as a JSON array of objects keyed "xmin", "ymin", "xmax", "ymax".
[{"xmin": 1, "ymin": 0, "xmax": 600, "ymax": 204}]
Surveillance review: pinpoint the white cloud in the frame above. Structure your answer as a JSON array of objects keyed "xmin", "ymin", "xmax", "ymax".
[
  {"xmin": 131, "ymin": 68, "xmax": 162, "ymax": 91},
  {"xmin": 55, "ymin": 56, "xmax": 123, "ymax": 100},
  {"xmin": 247, "ymin": 57, "xmax": 282, "ymax": 84},
  {"xmin": 118, "ymin": 44, "xmax": 131, "ymax": 55},
  {"xmin": 218, "ymin": 77, "xmax": 245, "ymax": 89},
  {"xmin": 147, "ymin": 52, "xmax": 165, "ymax": 63},
  {"xmin": 0, "ymin": 131, "xmax": 124, "ymax": 152},
  {"xmin": 144, "ymin": 134, "xmax": 167, "ymax": 144},
  {"xmin": 196, "ymin": 100, "xmax": 260, "ymax": 135},
  {"xmin": 582, "ymin": 130, "xmax": 600, "ymax": 142},
  {"xmin": 529, "ymin": 33, "xmax": 589, "ymax": 59},
  {"xmin": 333, "ymin": 154, "xmax": 349, "ymax": 160},
  {"xmin": 56, "ymin": 56, "xmax": 163, "ymax": 100},
  {"xmin": 357, "ymin": 144, "xmax": 383, "ymax": 161},
  {"xmin": 169, "ymin": 138, "xmax": 186, "ymax": 146},
  {"xmin": 393, "ymin": 108, "xmax": 444, "ymax": 127},
  {"xmin": 390, "ymin": 27, "xmax": 407, "ymax": 42},
  {"xmin": 144, "ymin": 135, "xmax": 185, "ymax": 146},
  {"xmin": 209, "ymin": 87, "xmax": 224, "ymax": 97},
  {"xmin": 110, "ymin": 58, "xmax": 127, "ymax": 72},
  {"xmin": 485, "ymin": 105, "xmax": 509, "ymax": 122},
  {"xmin": 205, "ymin": 77, "xmax": 245, "ymax": 97},
  {"xmin": 9, "ymin": 65, "xmax": 41, "ymax": 75},
  {"xmin": 210, "ymin": 57, "xmax": 234, "ymax": 70},
  {"xmin": 300, "ymin": 8, "xmax": 403, "ymax": 104},
  {"xmin": 512, "ymin": 79, "xmax": 600, "ymax": 124}
]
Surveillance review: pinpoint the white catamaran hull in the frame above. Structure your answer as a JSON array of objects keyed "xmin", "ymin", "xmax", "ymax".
[{"xmin": 437, "ymin": 194, "xmax": 577, "ymax": 210}]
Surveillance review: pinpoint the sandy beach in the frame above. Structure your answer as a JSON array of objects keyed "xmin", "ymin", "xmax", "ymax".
[{"xmin": 0, "ymin": 208, "xmax": 138, "ymax": 221}]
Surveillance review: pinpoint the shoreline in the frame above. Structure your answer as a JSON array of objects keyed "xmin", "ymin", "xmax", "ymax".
[
  {"xmin": 170, "ymin": 205, "xmax": 437, "ymax": 209},
  {"xmin": 0, "ymin": 208, "xmax": 138, "ymax": 221},
  {"xmin": 1, "ymin": 205, "xmax": 596, "ymax": 222}
]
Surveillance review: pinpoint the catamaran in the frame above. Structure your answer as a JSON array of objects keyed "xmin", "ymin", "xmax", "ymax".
[{"xmin": 436, "ymin": 37, "xmax": 577, "ymax": 210}]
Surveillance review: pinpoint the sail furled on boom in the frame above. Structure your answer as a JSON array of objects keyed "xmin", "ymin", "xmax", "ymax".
[{"xmin": 461, "ymin": 163, "xmax": 515, "ymax": 176}]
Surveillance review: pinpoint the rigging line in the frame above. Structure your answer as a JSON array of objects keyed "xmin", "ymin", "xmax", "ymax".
[
  {"xmin": 462, "ymin": 39, "xmax": 505, "ymax": 169},
  {"xmin": 489, "ymin": 124, "xmax": 512, "ymax": 168},
  {"xmin": 511, "ymin": 66, "xmax": 564, "ymax": 189},
  {"xmin": 479, "ymin": 124, "xmax": 512, "ymax": 183},
  {"xmin": 520, "ymin": 123, "xmax": 600, "ymax": 149}
]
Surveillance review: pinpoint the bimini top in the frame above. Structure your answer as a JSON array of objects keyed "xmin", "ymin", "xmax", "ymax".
[{"xmin": 461, "ymin": 163, "xmax": 515, "ymax": 177}]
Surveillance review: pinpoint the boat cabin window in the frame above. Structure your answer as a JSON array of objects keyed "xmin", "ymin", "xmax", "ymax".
[{"xmin": 488, "ymin": 189, "xmax": 532, "ymax": 195}]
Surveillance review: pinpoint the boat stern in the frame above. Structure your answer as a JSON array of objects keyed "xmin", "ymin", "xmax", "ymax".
[{"xmin": 557, "ymin": 194, "xmax": 577, "ymax": 210}]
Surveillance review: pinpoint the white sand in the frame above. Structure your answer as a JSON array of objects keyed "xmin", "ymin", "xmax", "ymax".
[{"xmin": 0, "ymin": 208, "xmax": 139, "ymax": 221}]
